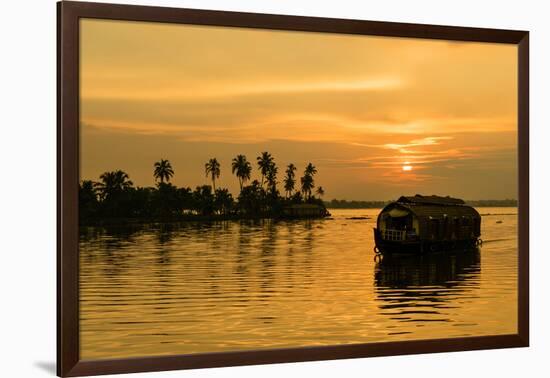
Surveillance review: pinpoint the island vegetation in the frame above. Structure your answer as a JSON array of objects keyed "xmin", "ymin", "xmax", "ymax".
[{"xmin": 79, "ymin": 153, "xmax": 329, "ymax": 225}]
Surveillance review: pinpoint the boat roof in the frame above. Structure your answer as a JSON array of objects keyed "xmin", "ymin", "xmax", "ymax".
[
  {"xmin": 381, "ymin": 195, "xmax": 480, "ymax": 219},
  {"xmin": 397, "ymin": 194, "xmax": 465, "ymax": 206},
  {"xmin": 393, "ymin": 203, "xmax": 480, "ymax": 219}
]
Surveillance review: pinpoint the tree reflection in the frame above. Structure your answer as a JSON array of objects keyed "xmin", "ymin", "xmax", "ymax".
[{"xmin": 155, "ymin": 223, "xmax": 175, "ymax": 247}]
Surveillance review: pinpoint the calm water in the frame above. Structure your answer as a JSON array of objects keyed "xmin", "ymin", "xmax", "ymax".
[{"xmin": 79, "ymin": 208, "xmax": 518, "ymax": 360}]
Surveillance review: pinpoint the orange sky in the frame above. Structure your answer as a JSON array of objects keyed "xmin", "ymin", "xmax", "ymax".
[{"xmin": 80, "ymin": 19, "xmax": 518, "ymax": 200}]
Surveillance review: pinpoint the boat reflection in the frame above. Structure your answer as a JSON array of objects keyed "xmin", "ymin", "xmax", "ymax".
[{"xmin": 374, "ymin": 249, "xmax": 481, "ymax": 322}]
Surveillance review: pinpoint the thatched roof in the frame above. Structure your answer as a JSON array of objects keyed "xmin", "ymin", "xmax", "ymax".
[
  {"xmin": 381, "ymin": 195, "xmax": 480, "ymax": 220},
  {"xmin": 395, "ymin": 203, "xmax": 480, "ymax": 219},
  {"xmin": 398, "ymin": 194, "xmax": 465, "ymax": 206}
]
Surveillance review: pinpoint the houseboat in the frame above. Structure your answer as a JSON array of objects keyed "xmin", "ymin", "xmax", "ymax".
[
  {"xmin": 281, "ymin": 203, "xmax": 330, "ymax": 218},
  {"xmin": 374, "ymin": 194, "xmax": 481, "ymax": 254}
]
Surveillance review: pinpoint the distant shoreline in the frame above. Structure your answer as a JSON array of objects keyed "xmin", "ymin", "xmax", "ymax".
[
  {"xmin": 324, "ymin": 205, "xmax": 518, "ymax": 209},
  {"xmin": 79, "ymin": 206, "xmax": 518, "ymax": 227},
  {"xmin": 324, "ymin": 199, "xmax": 518, "ymax": 209}
]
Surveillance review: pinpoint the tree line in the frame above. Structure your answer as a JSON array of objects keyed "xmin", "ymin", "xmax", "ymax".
[
  {"xmin": 465, "ymin": 199, "xmax": 518, "ymax": 207},
  {"xmin": 79, "ymin": 152, "xmax": 327, "ymax": 223}
]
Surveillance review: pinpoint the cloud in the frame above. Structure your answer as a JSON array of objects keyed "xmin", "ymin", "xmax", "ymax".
[
  {"xmin": 79, "ymin": 19, "xmax": 518, "ymax": 200},
  {"xmin": 81, "ymin": 76, "xmax": 404, "ymax": 101},
  {"xmin": 353, "ymin": 136, "xmax": 454, "ymax": 153}
]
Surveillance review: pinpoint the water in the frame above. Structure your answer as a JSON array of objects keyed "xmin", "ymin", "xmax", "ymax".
[{"xmin": 79, "ymin": 208, "xmax": 518, "ymax": 360}]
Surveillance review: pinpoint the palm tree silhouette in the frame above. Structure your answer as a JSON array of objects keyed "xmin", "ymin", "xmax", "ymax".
[
  {"xmin": 266, "ymin": 163, "xmax": 278, "ymax": 194},
  {"xmin": 153, "ymin": 159, "xmax": 174, "ymax": 183},
  {"xmin": 80, "ymin": 180, "xmax": 97, "ymax": 198},
  {"xmin": 283, "ymin": 163, "xmax": 296, "ymax": 198},
  {"xmin": 300, "ymin": 163, "xmax": 317, "ymax": 200},
  {"xmin": 305, "ymin": 162, "xmax": 317, "ymax": 177},
  {"xmin": 95, "ymin": 170, "xmax": 133, "ymax": 200},
  {"xmin": 257, "ymin": 151, "xmax": 274, "ymax": 188},
  {"xmin": 205, "ymin": 158, "xmax": 221, "ymax": 191},
  {"xmin": 79, "ymin": 180, "xmax": 98, "ymax": 217},
  {"xmin": 300, "ymin": 174, "xmax": 314, "ymax": 199},
  {"xmin": 316, "ymin": 186, "xmax": 325, "ymax": 199},
  {"xmin": 231, "ymin": 155, "xmax": 252, "ymax": 191},
  {"xmin": 214, "ymin": 188, "xmax": 234, "ymax": 215}
]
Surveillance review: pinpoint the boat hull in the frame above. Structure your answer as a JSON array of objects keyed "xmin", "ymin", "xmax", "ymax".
[{"xmin": 373, "ymin": 228, "xmax": 479, "ymax": 255}]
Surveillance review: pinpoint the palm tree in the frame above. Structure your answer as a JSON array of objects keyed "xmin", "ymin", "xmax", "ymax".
[
  {"xmin": 265, "ymin": 162, "xmax": 278, "ymax": 195},
  {"xmin": 95, "ymin": 170, "xmax": 133, "ymax": 200},
  {"xmin": 214, "ymin": 188, "xmax": 234, "ymax": 215},
  {"xmin": 205, "ymin": 158, "xmax": 221, "ymax": 191},
  {"xmin": 238, "ymin": 179, "xmax": 263, "ymax": 215},
  {"xmin": 316, "ymin": 186, "xmax": 325, "ymax": 199},
  {"xmin": 231, "ymin": 155, "xmax": 252, "ymax": 191},
  {"xmin": 193, "ymin": 185, "xmax": 215, "ymax": 216},
  {"xmin": 300, "ymin": 174, "xmax": 314, "ymax": 199},
  {"xmin": 257, "ymin": 151, "xmax": 274, "ymax": 188},
  {"xmin": 153, "ymin": 159, "xmax": 174, "ymax": 183},
  {"xmin": 300, "ymin": 163, "xmax": 318, "ymax": 200},
  {"xmin": 80, "ymin": 180, "xmax": 97, "ymax": 200},
  {"xmin": 79, "ymin": 180, "xmax": 99, "ymax": 218},
  {"xmin": 283, "ymin": 163, "xmax": 296, "ymax": 198},
  {"xmin": 305, "ymin": 162, "xmax": 317, "ymax": 177}
]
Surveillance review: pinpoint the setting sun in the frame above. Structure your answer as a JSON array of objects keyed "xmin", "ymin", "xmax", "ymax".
[
  {"xmin": 402, "ymin": 162, "xmax": 413, "ymax": 172},
  {"xmin": 80, "ymin": 18, "xmax": 518, "ymax": 201}
]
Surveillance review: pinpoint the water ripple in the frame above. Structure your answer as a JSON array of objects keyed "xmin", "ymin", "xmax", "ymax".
[{"xmin": 80, "ymin": 208, "xmax": 518, "ymax": 359}]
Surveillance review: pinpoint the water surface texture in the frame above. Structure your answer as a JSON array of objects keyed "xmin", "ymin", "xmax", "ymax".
[{"xmin": 80, "ymin": 208, "xmax": 517, "ymax": 359}]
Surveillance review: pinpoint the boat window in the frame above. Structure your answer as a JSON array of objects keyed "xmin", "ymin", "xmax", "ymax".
[
  {"xmin": 384, "ymin": 212, "xmax": 412, "ymax": 231},
  {"xmin": 430, "ymin": 218, "xmax": 439, "ymax": 239},
  {"xmin": 443, "ymin": 216, "xmax": 449, "ymax": 236},
  {"xmin": 452, "ymin": 217, "xmax": 460, "ymax": 239},
  {"xmin": 388, "ymin": 208, "xmax": 409, "ymax": 218}
]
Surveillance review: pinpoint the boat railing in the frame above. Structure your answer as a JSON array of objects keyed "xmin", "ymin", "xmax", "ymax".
[{"xmin": 382, "ymin": 229, "xmax": 407, "ymax": 241}]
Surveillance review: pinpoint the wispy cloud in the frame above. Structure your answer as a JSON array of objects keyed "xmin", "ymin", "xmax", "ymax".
[
  {"xmin": 79, "ymin": 18, "xmax": 518, "ymax": 199},
  {"xmin": 81, "ymin": 76, "xmax": 404, "ymax": 101},
  {"xmin": 353, "ymin": 136, "xmax": 454, "ymax": 153}
]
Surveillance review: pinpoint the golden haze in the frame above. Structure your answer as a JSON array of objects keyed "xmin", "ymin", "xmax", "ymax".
[{"xmin": 80, "ymin": 19, "xmax": 518, "ymax": 200}]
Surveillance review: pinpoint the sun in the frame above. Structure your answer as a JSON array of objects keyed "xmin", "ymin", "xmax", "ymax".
[{"xmin": 402, "ymin": 162, "xmax": 413, "ymax": 172}]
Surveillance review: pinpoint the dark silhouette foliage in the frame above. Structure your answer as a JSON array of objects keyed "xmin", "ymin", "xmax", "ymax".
[{"xmin": 79, "ymin": 155, "xmax": 328, "ymax": 224}]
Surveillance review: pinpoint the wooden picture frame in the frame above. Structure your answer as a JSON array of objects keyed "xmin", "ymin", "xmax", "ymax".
[{"xmin": 57, "ymin": 1, "xmax": 529, "ymax": 376}]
